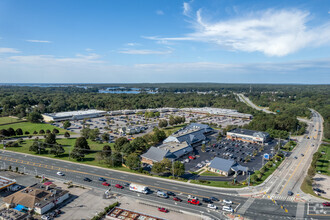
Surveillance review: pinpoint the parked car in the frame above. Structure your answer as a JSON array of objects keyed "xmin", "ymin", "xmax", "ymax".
[
  {"xmin": 188, "ymin": 155, "xmax": 196, "ymax": 160},
  {"xmin": 322, "ymin": 202, "xmax": 330, "ymax": 207},
  {"xmin": 223, "ymin": 199, "xmax": 232, "ymax": 204},
  {"xmin": 102, "ymin": 182, "xmax": 110, "ymax": 186},
  {"xmin": 287, "ymin": 191, "xmax": 294, "ymax": 196},
  {"xmin": 222, "ymin": 206, "xmax": 233, "ymax": 212}
]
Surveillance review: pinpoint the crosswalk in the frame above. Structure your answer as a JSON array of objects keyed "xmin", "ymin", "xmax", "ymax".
[{"xmin": 262, "ymin": 194, "xmax": 296, "ymax": 202}]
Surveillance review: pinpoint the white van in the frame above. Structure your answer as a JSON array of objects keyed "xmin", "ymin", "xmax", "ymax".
[
  {"xmin": 157, "ymin": 190, "xmax": 168, "ymax": 198},
  {"xmin": 222, "ymin": 206, "xmax": 233, "ymax": 212}
]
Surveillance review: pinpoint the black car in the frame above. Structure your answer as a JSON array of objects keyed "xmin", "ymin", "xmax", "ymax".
[
  {"xmin": 210, "ymin": 197, "xmax": 219, "ymax": 201},
  {"xmin": 83, "ymin": 177, "xmax": 92, "ymax": 182},
  {"xmin": 99, "ymin": 177, "xmax": 106, "ymax": 182},
  {"xmin": 167, "ymin": 191, "xmax": 176, "ymax": 196},
  {"xmin": 202, "ymin": 198, "xmax": 213, "ymax": 203}
]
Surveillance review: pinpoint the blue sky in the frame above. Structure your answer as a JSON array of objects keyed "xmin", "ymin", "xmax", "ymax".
[{"xmin": 0, "ymin": 0, "xmax": 329, "ymax": 83}]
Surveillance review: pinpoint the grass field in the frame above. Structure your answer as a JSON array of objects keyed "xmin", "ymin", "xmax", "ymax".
[
  {"xmin": 316, "ymin": 144, "xmax": 330, "ymax": 175},
  {"xmin": 0, "ymin": 122, "xmax": 70, "ymax": 136},
  {"xmin": 163, "ymin": 124, "xmax": 186, "ymax": 136},
  {"xmin": 0, "ymin": 138, "xmax": 113, "ymax": 168},
  {"xmin": 200, "ymin": 171, "xmax": 225, "ymax": 177},
  {"xmin": 190, "ymin": 180, "xmax": 246, "ymax": 188},
  {"xmin": 0, "ymin": 117, "xmax": 24, "ymax": 125}
]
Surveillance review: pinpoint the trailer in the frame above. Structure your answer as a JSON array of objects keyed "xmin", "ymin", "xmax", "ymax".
[{"xmin": 129, "ymin": 183, "xmax": 149, "ymax": 194}]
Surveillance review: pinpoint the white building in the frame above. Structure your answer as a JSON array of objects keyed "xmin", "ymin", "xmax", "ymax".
[{"xmin": 42, "ymin": 109, "xmax": 106, "ymax": 122}]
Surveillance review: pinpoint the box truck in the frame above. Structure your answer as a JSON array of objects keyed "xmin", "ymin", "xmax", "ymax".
[{"xmin": 129, "ymin": 183, "xmax": 149, "ymax": 194}]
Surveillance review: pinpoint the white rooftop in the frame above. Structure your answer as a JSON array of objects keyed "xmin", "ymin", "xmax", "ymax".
[
  {"xmin": 0, "ymin": 176, "xmax": 16, "ymax": 190},
  {"xmin": 45, "ymin": 109, "xmax": 106, "ymax": 118}
]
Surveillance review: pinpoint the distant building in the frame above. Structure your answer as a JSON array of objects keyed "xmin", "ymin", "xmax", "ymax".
[
  {"xmin": 164, "ymin": 123, "xmax": 213, "ymax": 146},
  {"xmin": 42, "ymin": 109, "xmax": 106, "ymax": 122},
  {"xmin": 3, "ymin": 183, "xmax": 69, "ymax": 214},
  {"xmin": 226, "ymin": 128, "xmax": 270, "ymax": 144},
  {"xmin": 208, "ymin": 157, "xmax": 248, "ymax": 176},
  {"xmin": 181, "ymin": 107, "xmax": 253, "ymax": 119}
]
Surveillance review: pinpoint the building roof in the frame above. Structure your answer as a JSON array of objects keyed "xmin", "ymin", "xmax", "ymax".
[
  {"xmin": 0, "ymin": 176, "xmax": 16, "ymax": 190},
  {"xmin": 158, "ymin": 141, "xmax": 193, "ymax": 159},
  {"xmin": 228, "ymin": 128, "xmax": 269, "ymax": 138},
  {"xmin": 43, "ymin": 109, "xmax": 106, "ymax": 119},
  {"xmin": 3, "ymin": 183, "xmax": 69, "ymax": 209},
  {"xmin": 141, "ymin": 147, "xmax": 172, "ymax": 162},
  {"xmin": 176, "ymin": 130, "xmax": 206, "ymax": 145},
  {"xmin": 208, "ymin": 157, "xmax": 235, "ymax": 173},
  {"xmin": 231, "ymin": 164, "xmax": 248, "ymax": 172}
]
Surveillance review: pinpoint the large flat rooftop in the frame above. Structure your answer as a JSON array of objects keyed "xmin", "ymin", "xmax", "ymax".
[{"xmin": 43, "ymin": 109, "xmax": 106, "ymax": 118}]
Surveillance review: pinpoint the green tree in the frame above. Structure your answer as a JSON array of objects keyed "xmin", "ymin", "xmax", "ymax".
[
  {"xmin": 44, "ymin": 133, "xmax": 56, "ymax": 145},
  {"xmin": 39, "ymin": 129, "xmax": 45, "ymax": 134},
  {"xmin": 173, "ymin": 161, "xmax": 185, "ymax": 176},
  {"xmin": 71, "ymin": 137, "xmax": 90, "ymax": 160},
  {"xmin": 158, "ymin": 119, "xmax": 168, "ymax": 128},
  {"xmin": 114, "ymin": 137, "xmax": 129, "ymax": 152},
  {"xmin": 89, "ymin": 128, "xmax": 99, "ymax": 141},
  {"xmin": 125, "ymin": 153, "xmax": 140, "ymax": 170},
  {"xmin": 7, "ymin": 128, "xmax": 16, "ymax": 136},
  {"xmin": 102, "ymin": 145, "xmax": 112, "ymax": 158},
  {"xmin": 151, "ymin": 162, "xmax": 164, "ymax": 174},
  {"xmin": 152, "ymin": 127, "xmax": 166, "ymax": 144},
  {"xmin": 64, "ymin": 131, "xmax": 70, "ymax": 138},
  {"xmin": 62, "ymin": 120, "xmax": 71, "ymax": 129},
  {"xmin": 27, "ymin": 112, "xmax": 43, "ymax": 123},
  {"xmin": 101, "ymin": 133, "xmax": 110, "ymax": 142},
  {"xmin": 81, "ymin": 127, "xmax": 91, "ymax": 139},
  {"xmin": 131, "ymin": 137, "xmax": 148, "ymax": 153},
  {"xmin": 15, "ymin": 128, "xmax": 23, "ymax": 136},
  {"xmin": 52, "ymin": 128, "xmax": 59, "ymax": 134},
  {"xmin": 50, "ymin": 144, "xmax": 65, "ymax": 156},
  {"xmin": 201, "ymin": 144, "xmax": 206, "ymax": 152}
]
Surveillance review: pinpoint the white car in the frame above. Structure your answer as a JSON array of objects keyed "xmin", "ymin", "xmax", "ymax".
[
  {"xmin": 223, "ymin": 199, "xmax": 232, "ymax": 204},
  {"xmin": 57, "ymin": 172, "xmax": 64, "ymax": 176},
  {"xmin": 222, "ymin": 206, "xmax": 233, "ymax": 212},
  {"xmin": 207, "ymin": 204, "xmax": 217, "ymax": 209},
  {"xmin": 188, "ymin": 195, "xmax": 198, "ymax": 200}
]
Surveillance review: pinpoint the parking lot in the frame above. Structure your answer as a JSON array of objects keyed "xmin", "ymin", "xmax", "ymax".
[{"xmin": 179, "ymin": 137, "xmax": 279, "ymax": 180}]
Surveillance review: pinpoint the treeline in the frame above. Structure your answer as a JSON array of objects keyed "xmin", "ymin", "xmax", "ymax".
[
  {"xmin": 0, "ymin": 86, "xmax": 254, "ymax": 117},
  {"xmin": 249, "ymin": 87, "xmax": 330, "ymax": 139}
]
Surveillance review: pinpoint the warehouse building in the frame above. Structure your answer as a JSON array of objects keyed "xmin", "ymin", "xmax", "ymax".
[
  {"xmin": 42, "ymin": 109, "xmax": 106, "ymax": 122},
  {"xmin": 226, "ymin": 128, "xmax": 270, "ymax": 144}
]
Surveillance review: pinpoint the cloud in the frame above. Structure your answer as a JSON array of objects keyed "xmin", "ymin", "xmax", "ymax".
[
  {"xmin": 118, "ymin": 49, "xmax": 172, "ymax": 55},
  {"xmin": 183, "ymin": 2, "xmax": 191, "ymax": 16},
  {"xmin": 26, "ymin": 40, "xmax": 52, "ymax": 43},
  {"xmin": 156, "ymin": 10, "xmax": 164, "ymax": 15},
  {"xmin": 85, "ymin": 48, "xmax": 94, "ymax": 51},
  {"xmin": 0, "ymin": 48, "xmax": 20, "ymax": 53},
  {"xmin": 126, "ymin": 43, "xmax": 141, "ymax": 46},
  {"xmin": 148, "ymin": 8, "xmax": 330, "ymax": 56}
]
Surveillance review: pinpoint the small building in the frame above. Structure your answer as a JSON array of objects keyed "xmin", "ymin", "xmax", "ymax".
[
  {"xmin": 141, "ymin": 147, "xmax": 172, "ymax": 165},
  {"xmin": 42, "ymin": 109, "xmax": 106, "ymax": 122},
  {"xmin": 0, "ymin": 176, "xmax": 16, "ymax": 191},
  {"xmin": 226, "ymin": 128, "xmax": 270, "ymax": 144},
  {"xmin": 208, "ymin": 157, "xmax": 248, "ymax": 176},
  {"xmin": 3, "ymin": 183, "xmax": 69, "ymax": 214}
]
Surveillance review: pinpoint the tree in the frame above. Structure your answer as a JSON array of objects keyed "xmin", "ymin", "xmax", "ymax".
[
  {"xmin": 95, "ymin": 151, "xmax": 104, "ymax": 163},
  {"xmin": 52, "ymin": 128, "xmax": 59, "ymax": 134},
  {"xmin": 216, "ymin": 132, "xmax": 223, "ymax": 141},
  {"xmin": 27, "ymin": 112, "xmax": 43, "ymax": 123},
  {"xmin": 114, "ymin": 137, "xmax": 129, "ymax": 152},
  {"xmin": 125, "ymin": 153, "xmax": 140, "ymax": 170},
  {"xmin": 15, "ymin": 128, "xmax": 23, "ymax": 136},
  {"xmin": 121, "ymin": 142, "xmax": 134, "ymax": 154},
  {"xmin": 81, "ymin": 127, "xmax": 91, "ymax": 139},
  {"xmin": 70, "ymin": 147, "xmax": 85, "ymax": 161},
  {"xmin": 158, "ymin": 119, "xmax": 168, "ymax": 128},
  {"xmin": 74, "ymin": 137, "xmax": 90, "ymax": 154},
  {"xmin": 169, "ymin": 115, "xmax": 176, "ymax": 126},
  {"xmin": 131, "ymin": 137, "xmax": 148, "ymax": 153},
  {"xmin": 62, "ymin": 120, "xmax": 71, "ymax": 129},
  {"xmin": 7, "ymin": 127, "xmax": 16, "ymax": 136},
  {"xmin": 173, "ymin": 161, "xmax": 185, "ymax": 176},
  {"xmin": 105, "ymin": 152, "xmax": 122, "ymax": 167},
  {"xmin": 151, "ymin": 162, "xmax": 164, "ymax": 174},
  {"xmin": 89, "ymin": 128, "xmax": 99, "ymax": 140},
  {"xmin": 152, "ymin": 127, "xmax": 166, "ymax": 144},
  {"xmin": 101, "ymin": 133, "xmax": 110, "ymax": 142},
  {"xmin": 0, "ymin": 129, "xmax": 9, "ymax": 137},
  {"xmin": 33, "ymin": 131, "xmax": 38, "ymax": 135},
  {"xmin": 46, "ymin": 129, "xmax": 51, "ymax": 134},
  {"xmin": 64, "ymin": 132, "xmax": 70, "ymax": 138},
  {"xmin": 44, "ymin": 133, "xmax": 56, "ymax": 145},
  {"xmin": 25, "ymin": 131, "xmax": 30, "ymax": 135},
  {"xmin": 102, "ymin": 145, "xmax": 112, "ymax": 158},
  {"xmin": 201, "ymin": 144, "xmax": 206, "ymax": 152},
  {"xmin": 50, "ymin": 144, "xmax": 65, "ymax": 156}
]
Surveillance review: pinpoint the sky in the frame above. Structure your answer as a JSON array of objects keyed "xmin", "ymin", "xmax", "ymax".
[{"xmin": 0, "ymin": 0, "xmax": 329, "ymax": 84}]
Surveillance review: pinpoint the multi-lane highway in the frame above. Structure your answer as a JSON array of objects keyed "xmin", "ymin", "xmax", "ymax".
[{"xmin": 0, "ymin": 96, "xmax": 328, "ymax": 219}]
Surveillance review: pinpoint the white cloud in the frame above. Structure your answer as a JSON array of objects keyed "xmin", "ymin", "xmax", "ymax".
[
  {"xmin": 183, "ymin": 2, "xmax": 191, "ymax": 16},
  {"xmin": 85, "ymin": 48, "xmax": 94, "ymax": 51},
  {"xmin": 26, "ymin": 40, "xmax": 52, "ymax": 43},
  {"xmin": 148, "ymin": 8, "xmax": 330, "ymax": 56},
  {"xmin": 118, "ymin": 49, "xmax": 172, "ymax": 55},
  {"xmin": 156, "ymin": 10, "xmax": 164, "ymax": 15},
  {"xmin": 0, "ymin": 48, "xmax": 20, "ymax": 53},
  {"xmin": 126, "ymin": 43, "xmax": 141, "ymax": 46}
]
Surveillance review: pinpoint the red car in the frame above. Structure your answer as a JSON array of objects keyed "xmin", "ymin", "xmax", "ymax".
[
  {"xmin": 323, "ymin": 202, "xmax": 330, "ymax": 207},
  {"xmin": 173, "ymin": 197, "xmax": 182, "ymax": 202},
  {"xmin": 102, "ymin": 182, "xmax": 110, "ymax": 186},
  {"xmin": 188, "ymin": 199, "xmax": 200, "ymax": 205},
  {"xmin": 158, "ymin": 208, "xmax": 168, "ymax": 213},
  {"xmin": 115, "ymin": 184, "xmax": 123, "ymax": 189},
  {"xmin": 188, "ymin": 156, "xmax": 196, "ymax": 160}
]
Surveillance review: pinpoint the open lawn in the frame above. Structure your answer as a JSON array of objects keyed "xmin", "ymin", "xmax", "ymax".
[
  {"xmin": 281, "ymin": 141, "xmax": 297, "ymax": 152},
  {"xmin": 0, "ymin": 117, "xmax": 24, "ymax": 125},
  {"xmin": 0, "ymin": 138, "xmax": 114, "ymax": 168},
  {"xmin": 163, "ymin": 124, "xmax": 186, "ymax": 136},
  {"xmin": 316, "ymin": 144, "xmax": 330, "ymax": 175},
  {"xmin": 0, "ymin": 122, "xmax": 70, "ymax": 136},
  {"xmin": 190, "ymin": 180, "xmax": 246, "ymax": 188},
  {"xmin": 200, "ymin": 171, "xmax": 225, "ymax": 177}
]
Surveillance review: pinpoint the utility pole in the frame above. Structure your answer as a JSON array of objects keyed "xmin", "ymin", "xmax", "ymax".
[
  {"xmin": 248, "ymin": 172, "xmax": 250, "ymax": 186},
  {"xmin": 172, "ymin": 161, "xmax": 175, "ymax": 178}
]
